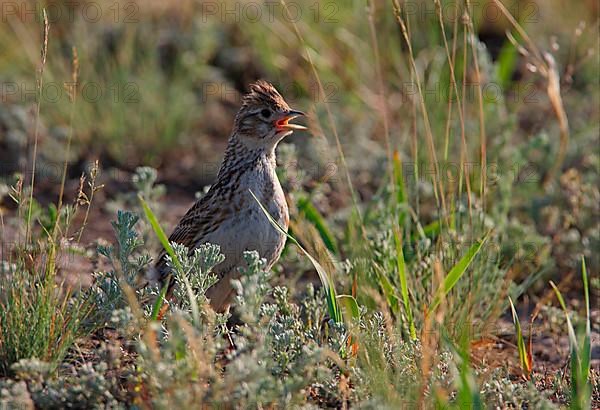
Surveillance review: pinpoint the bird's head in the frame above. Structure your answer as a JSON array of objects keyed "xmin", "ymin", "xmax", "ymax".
[{"xmin": 233, "ymin": 80, "xmax": 306, "ymax": 150}]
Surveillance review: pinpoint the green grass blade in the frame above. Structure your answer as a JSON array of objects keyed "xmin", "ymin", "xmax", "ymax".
[
  {"xmin": 429, "ymin": 231, "xmax": 490, "ymax": 313},
  {"xmin": 509, "ymin": 296, "xmax": 531, "ymax": 378},
  {"xmin": 551, "ymin": 276, "xmax": 593, "ymax": 409},
  {"xmin": 249, "ymin": 189, "xmax": 341, "ymax": 323},
  {"xmin": 393, "ymin": 227, "xmax": 416, "ymax": 339},
  {"xmin": 496, "ymin": 40, "xmax": 518, "ymax": 90},
  {"xmin": 422, "ymin": 219, "xmax": 443, "ymax": 239},
  {"xmin": 392, "ymin": 150, "xmax": 406, "ymax": 206},
  {"xmin": 374, "ymin": 265, "xmax": 400, "ymax": 315},
  {"xmin": 139, "ymin": 195, "xmax": 181, "ymax": 273},
  {"xmin": 139, "ymin": 195, "xmax": 194, "ymax": 322},
  {"xmin": 337, "ymin": 294, "xmax": 360, "ymax": 321},
  {"xmin": 305, "ymin": 249, "xmax": 341, "ymax": 323},
  {"xmin": 549, "ymin": 279, "xmax": 586, "ymax": 410},
  {"xmin": 579, "ymin": 257, "xmax": 592, "ymax": 409},
  {"xmin": 297, "ymin": 195, "xmax": 338, "ymax": 254},
  {"xmin": 581, "ymin": 256, "xmax": 591, "ymax": 379},
  {"xmin": 581, "ymin": 256, "xmax": 590, "ymax": 336},
  {"xmin": 443, "ymin": 334, "xmax": 484, "ymax": 410},
  {"xmin": 410, "ymin": 214, "xmax": 455, "ymax": 242},
  {"xmin": 549, "ymin": 281, "xmax": 577, "ymax": 349},
  {"xmin": 150, "ymin": 280, "xmax": 170, "ymax": 321}
]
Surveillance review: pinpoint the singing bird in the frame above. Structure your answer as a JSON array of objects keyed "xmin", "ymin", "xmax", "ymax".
[{"xmin": 149, "ymin": 80, "xmax": 306, "ymax": 312}]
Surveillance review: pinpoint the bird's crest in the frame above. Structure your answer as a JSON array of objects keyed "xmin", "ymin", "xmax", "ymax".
[{"xmin": 241, "ymin": 80, "xmax": 290, "ymax": 112}]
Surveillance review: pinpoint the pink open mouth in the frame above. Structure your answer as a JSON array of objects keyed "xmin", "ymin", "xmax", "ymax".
[{"xmin": 275, "ymin": 114, "xmax": 307, "ymax": 131}]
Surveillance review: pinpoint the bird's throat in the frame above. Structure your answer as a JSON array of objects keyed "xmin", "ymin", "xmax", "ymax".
[{"xmin": 218, "ymin": 135, "xmax": 277, "ymax": 182}]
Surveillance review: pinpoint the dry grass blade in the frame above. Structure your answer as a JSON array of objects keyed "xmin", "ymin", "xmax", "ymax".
[
  {"xmin": 464, "ymin": 0, "xmax": 488, "ymax": 209},
  {"xmin": 434, "ymin": 0, "xmax": 472, "ymax": 220},
  {"xmin": 492, "ymin": 0, "xmax": 570, "ymax": 187},
  {"xmin": 54, "ymin": 47, "xmax": 79, "ymax": 239},
  {"xmin": 76, "ymin": 161, "xmax": 102, "ymax": 242},
  {"xmin": 366, "ymin": 0, "xmax": 393, "ymax": 174},
  {"xmin": 542, "ymin": 53, "xmax": 570, "ymax": 187},
  {"xmin": 391, "ymin": 0, "xmax": 446, "ymax": 215},
  {"xmin": 25, "ymin": 9, "xmax": 49, "ymax": 243},
  {"xmin": 279, "ymin": 0, "xmax": 366, "ymax": 233}
]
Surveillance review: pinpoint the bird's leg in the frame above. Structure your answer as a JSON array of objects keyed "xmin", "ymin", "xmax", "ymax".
[
  {"xmin": 156, "ymin": 299, "xmax": 171, "ymax": 321},
  {"xmin": 225, "ymin": 327, "xmax": 236, "ymax": 351}
]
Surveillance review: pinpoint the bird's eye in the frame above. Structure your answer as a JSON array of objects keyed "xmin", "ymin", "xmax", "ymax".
[{"xmin": 260, "ymin": 109, "xmax": 272, "ymax": 118}]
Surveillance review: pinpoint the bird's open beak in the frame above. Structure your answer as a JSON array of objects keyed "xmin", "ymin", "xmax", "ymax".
[{"xmin": 275, "ymin": 110, "xmax": 307, "ymax": 131}]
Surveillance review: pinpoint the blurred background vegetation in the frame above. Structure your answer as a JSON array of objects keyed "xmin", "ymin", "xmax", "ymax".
[
  {"xmin": 0, "ymin": 0, "xmax": 598, "ymax": 407},
  {"xmin": 1, "ymin": 0, "xmax": 597, "ymax": 279}
]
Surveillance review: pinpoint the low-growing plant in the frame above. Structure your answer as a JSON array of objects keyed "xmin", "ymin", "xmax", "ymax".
[
  {"xmin": 509, "ymin": 296, "xmax": 533, "ymax": 380},
  {"xmin": 550, "ymin": 257, "xmax": 592, "ymax": 410},
  {"xmin": 0, "ymin": 266, "xmax": 92, "ymax": 376},
  {"xmin": 93, "ymin": 210, "xmax": 153, "ymax": 321}
]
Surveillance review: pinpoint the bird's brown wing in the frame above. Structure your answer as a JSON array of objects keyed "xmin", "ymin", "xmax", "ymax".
[{"xmin": 155, "ymin": 195, "xmax": 214, "ymax": 279}]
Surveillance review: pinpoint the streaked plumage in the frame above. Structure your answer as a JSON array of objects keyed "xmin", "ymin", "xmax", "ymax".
[{"xmin": 149, "ymin": 80, "xmax": 306, "ymax": 311}]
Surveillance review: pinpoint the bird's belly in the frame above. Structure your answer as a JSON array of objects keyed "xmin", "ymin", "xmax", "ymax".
[{"xmin": 201, "ymin": 205, "xmax": 287, "ymax": 277}]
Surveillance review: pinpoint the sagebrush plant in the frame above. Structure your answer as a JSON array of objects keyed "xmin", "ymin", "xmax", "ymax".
[
  {"xmin": 131, "ymin": 244, "xmax": 338, "ymax": 407},
  {"xmin": 93, "ymin": 210, "xmax": 153, "ymax": 320},
  {"xmin": 168, "ymin": 242, "xmax": 222, "ymax": 313},
  {"xmin": 481, "ymin": 368, "xmax": 557, "ymax": 409},
  {"xmin": 0, "ymin": 357, "xmax": 121, "ymax": 409}
]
